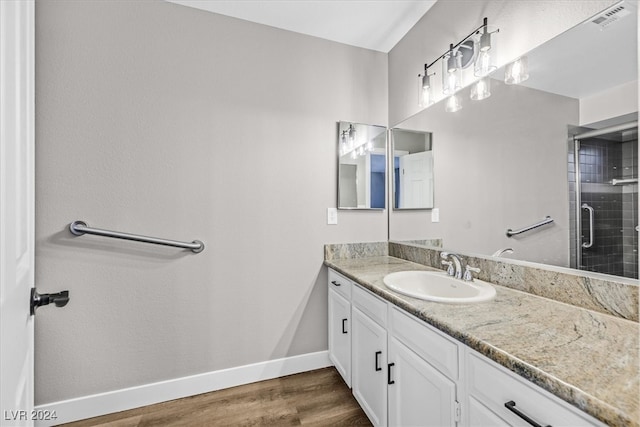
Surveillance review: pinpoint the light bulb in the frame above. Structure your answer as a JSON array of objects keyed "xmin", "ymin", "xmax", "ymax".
[
  {"xmin": 470, "ymin": 77, "xmax": 491, "ymax": 100},
  {"xmin": 350, "ymin": 150, "xmax": 357, "ymax": 160},
  {"xmin": 442, "ymin": 49, "xmax": 461, "ymax": 95},
  {"xmin": 445, "ymin": 94, "xmax": 462, "ymax": 113},
  {"xmin": 418, "ymin": 73, "xmax": 433, "ymax": 107},
  {"xmin": 505, "ymin": 56, "xmax": 529, "ymax": 85},
  {"xmin": 474, "ymin": 49, "xmax": 494, "ymax": 77}
]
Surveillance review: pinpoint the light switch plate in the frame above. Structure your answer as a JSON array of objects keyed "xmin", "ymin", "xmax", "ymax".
[
  {"xmin": 431, "ymin": 208, "xmax": 440, "ymax": 223},
  {"xmin": 327, "ymin": 208, "xmax": 338, "ymax": 225}
]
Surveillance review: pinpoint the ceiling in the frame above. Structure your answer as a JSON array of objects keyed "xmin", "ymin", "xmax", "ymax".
[{"xmin": 166, "ymin": 0, "xmax": 437, "ymax": 53}]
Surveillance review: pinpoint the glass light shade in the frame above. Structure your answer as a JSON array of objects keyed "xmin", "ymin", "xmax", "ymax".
[
  {"xmin": 366, "ymin": 140, "xmax": 373, "ymax": 152},
  {"xmin": 470, "ymin": 77, "xmax": 491, "ymax": 100},
  {"xmin": 474, "ymin": 31, "xmax": 497, "ymax": 77},
  {"xmin": 418, "ymin": 74, "xmax": 433, "ymax": 107},
  {"xmin": 445, "ymin": 94, "xmax": 462, "ymax": 113},
  {"xmin": 504, "ymin": 56, "xmax": 529, "ymax": 85},
  {"xmin": 442, "ymin": 52, "xmax": 462, "ymax": 95}
]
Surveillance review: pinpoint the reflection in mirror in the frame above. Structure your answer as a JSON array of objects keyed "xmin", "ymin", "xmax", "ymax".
[
  {"xmin": 391, "ymin": 128, "xmax": 434, "ymax": 209},
  {"xmin": 390, "ymin": 1, "xmax": 638, "ymax": 280},
  {"xmin": 337, "ymin": 121, "xmax": 387, "ymax": 209}
]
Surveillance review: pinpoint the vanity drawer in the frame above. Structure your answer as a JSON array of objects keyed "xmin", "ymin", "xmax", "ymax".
[
  {"xmin": 328, "ymin": 269, "xmax": 351, "ymax": 300},
  {"xmin": 466, "ymin": 349, "xmax": 605, "ymax": 427},
  {"xmin": 352, "ymin": 285, "xmax": 387, "ymax": 327},
  {"xmin": 389, "ymin": 306, "xmax": 459, "ymax": 380}
]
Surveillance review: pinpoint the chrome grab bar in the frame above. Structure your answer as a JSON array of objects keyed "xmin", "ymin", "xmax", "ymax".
[
  {"xmin": 581, "ymin": 204, "xmax": 594, "ymax": 249},
  {"xmin": 506, "ymin": 216, "xmax": 553, "ymax": 237},
  {"xmin": 69, "ymin": 220, "xmax": 205, "ymax": 253}
]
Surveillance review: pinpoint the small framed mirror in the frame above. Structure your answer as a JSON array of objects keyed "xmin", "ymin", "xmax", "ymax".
[
  {"xmin": 391, "ymin": 128, "xmax": 434, "ymax": 209},
  {"xmin": 337, "ymin": 121, "xmax": 387, "ymax": 209}
]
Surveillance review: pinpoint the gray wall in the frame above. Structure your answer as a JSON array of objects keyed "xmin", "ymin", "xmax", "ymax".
[
  {"xmin": 34, "ymin": 1, "xmax": 387, "ymax": 404},
  {"xmin": 390, "ymin": 80, "xmax": 578, "ymax": 266}
]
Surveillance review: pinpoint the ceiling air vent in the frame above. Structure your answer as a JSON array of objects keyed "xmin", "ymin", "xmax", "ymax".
[{"xmin": 591, "ymin": 5, "xmax": 631, "ymax": 29}]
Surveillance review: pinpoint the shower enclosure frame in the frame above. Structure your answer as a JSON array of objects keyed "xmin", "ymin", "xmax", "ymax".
[{"xmin": 572, "ymin": 120, "xmax": 638, "ymax": 271}]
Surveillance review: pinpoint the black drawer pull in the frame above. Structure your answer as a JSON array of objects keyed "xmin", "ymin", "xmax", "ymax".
[
  {"xmin": 331, "ymin": 280, "xmax": 341, "ymax": 286},
  {"xmin": 341, "ymin": 318, "xmax": 348, "ymax": 334},
  {"xmin": 388, "ymin": 363, "xmax": 395, "ymax": 385},
  {"xmin": 375, "ymin": 351, "xmax": 382, "ymax": 371},
  {"xmin": 504, "ymin": 401, "xmax": 551, "ymax": 427}
]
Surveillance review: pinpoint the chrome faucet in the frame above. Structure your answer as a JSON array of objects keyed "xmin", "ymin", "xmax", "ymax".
[
  {"xmin": 440, "ymin": 252, "xmax": 463, "ymax": 279},
  {"xmin": 492, "ymin": 247, "xmax": 514, "ymax": 257}
]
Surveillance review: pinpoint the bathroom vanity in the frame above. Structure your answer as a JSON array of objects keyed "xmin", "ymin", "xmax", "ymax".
[{"xmin": 325, "ymin": 244, "xmax": 639, "ymax": 427}]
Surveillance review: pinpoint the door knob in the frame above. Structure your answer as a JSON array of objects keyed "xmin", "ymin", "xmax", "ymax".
[{"xmin": 30, "ymin": 288, "xmax": 70, "ymax": 315}]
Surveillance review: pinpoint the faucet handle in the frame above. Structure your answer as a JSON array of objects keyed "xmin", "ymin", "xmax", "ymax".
[
  {"xmin": 463, "ymin": 265, "xmax": 481, "ymax": 281},
  {"xmin": 441, "ymin": 260, "xmax": 454, "ymax": 276}
]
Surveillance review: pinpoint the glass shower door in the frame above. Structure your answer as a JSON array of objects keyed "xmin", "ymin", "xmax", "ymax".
[{"xmin": 573, "ymin": 121, "xmax": 638, "ymax": 279}]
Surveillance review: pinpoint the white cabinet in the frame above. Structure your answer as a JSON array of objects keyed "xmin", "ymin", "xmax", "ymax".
[
  {"xmin": 352, "ymin": 285, "xmax": 389, "ymax": 427},
  {"xmin": 328, "ymin": 270, "xmax": 352, "ymax": 386},
  {"xmin": 327, "ymin": 268, "xmax": 604, "ymax": 427},
  {"xmin": 388, "ymin": 336, "xmax": 457, "ymax": 427},
  {"xmin": 388, "ymin": 307, "xmax": 460, "ymax": 427},
  {"xmin": 465, "ymin": 348, "xmax": 606, "ymax": 427}
]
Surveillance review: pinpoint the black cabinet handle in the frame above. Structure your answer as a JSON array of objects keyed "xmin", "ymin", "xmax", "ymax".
[
  {"xmin": 387, "ymin": 363, "xmax": 395, "ymax": 384},
  {"xmin": 331, "ymin": 280, "xmax": 341, "ymax": 286},
  {"xmin": 504, "ymin": 401, "xmax": 551, "ymax": 427},
  {"xmin": 375, "ymin": 351, "xmax": 382, "ymax": 371},
  {"xmin": 341, "ymin": 318, "xmax": 348, "ymax": 334}
]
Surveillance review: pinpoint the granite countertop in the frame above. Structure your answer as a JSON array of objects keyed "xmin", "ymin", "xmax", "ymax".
[{"xmin": 324, "ymin": 256, "xmax": 639, "ymax": 427}]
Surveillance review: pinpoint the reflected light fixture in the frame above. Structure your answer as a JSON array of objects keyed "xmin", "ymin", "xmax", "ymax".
[
  {"xmin": 445, "ymin": 94, "xmax": 462, "ymax": 113},
  {"xmin": 504, "ymin": 56, "xmax": 529, "ymax": 85},
  {"xmin": 341, "ymin": 123, "xmax": 376, "ymax": 159},
  {"xmin": 470, "ymin": 77, "xmax": 491, "ymax": 100}
]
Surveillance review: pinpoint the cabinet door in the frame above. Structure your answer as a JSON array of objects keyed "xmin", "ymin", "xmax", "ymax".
[
  {"xmin": 467, "ymin": 396, "xmax": 509, "ymax": 427},
  {"xmin": 388, "ymin": 337, "xmax": 457, "ymax": 427},
  {"xmin": 352, "ymin": 306, "xmax": 387, "ymax": 427},
  {"xmin": 328, "ymin": 288, "xmax": 351, "ymax": 387}
]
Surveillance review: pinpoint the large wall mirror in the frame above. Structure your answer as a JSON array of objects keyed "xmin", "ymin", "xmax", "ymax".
[
  {"xmin": 337, "ymin": 121, "xmax": 387, "ymax": 209},
  {"xmin": 390, "ymin": 1, "xmax": 638, "ymax": 280},
  {"xmin": 391, "ymin": 128, "xmax": 434, "ymax": 209}
]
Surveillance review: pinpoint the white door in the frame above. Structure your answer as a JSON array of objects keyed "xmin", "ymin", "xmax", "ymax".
[
  {"xmin": 388, "ymin": 337, "xmax": 457, "ymax": 427},
  {"xmin": 1, "ymin": 1, "xmax": 36, "ymax": 426},
  {"xmin": 399, "ymin": 151, "xmax": 433, "ymax": 208},
  {"xmin": 352, "ymin": 307, "xmax": 387, "ymax": 427}
]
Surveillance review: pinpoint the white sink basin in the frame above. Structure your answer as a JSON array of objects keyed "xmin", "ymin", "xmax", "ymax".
[{"xmin": 383, "ymin": 270, "xmax": 496, "ymax": 304}]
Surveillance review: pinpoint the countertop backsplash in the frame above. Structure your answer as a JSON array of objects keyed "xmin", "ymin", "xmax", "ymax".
[{"xmin": 325, "ymin": 241, "xmax": 638, "ymax": 322}]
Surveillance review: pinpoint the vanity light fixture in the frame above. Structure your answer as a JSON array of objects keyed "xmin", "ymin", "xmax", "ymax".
[
  {"xmin": 474, "ymin": 17, "xmax": 498, "ymax": 77},
  {"xmin": 418, "ymin": 17, "xmax": 499, "ymax": 110},
  {"xmin": 443, "ymin": 44, "xmax": 462, "ymax": 95},
  {"xmin": 418, "ymin": 64, "xmax": 434, "ymax": 107},
  {"xmin": 504, "ymin": 56, "xmax": 529, "ymax": 85}
]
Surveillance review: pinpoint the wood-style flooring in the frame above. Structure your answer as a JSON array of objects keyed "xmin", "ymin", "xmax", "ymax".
[{"xmin": 59, "ymin": 367, "xmax": 371, "ymax": 426}]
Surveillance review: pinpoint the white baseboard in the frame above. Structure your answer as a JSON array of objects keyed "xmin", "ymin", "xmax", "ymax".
[{"xmin": 35, "ymin": 350, "xmax": 331, "ymax": 426}]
